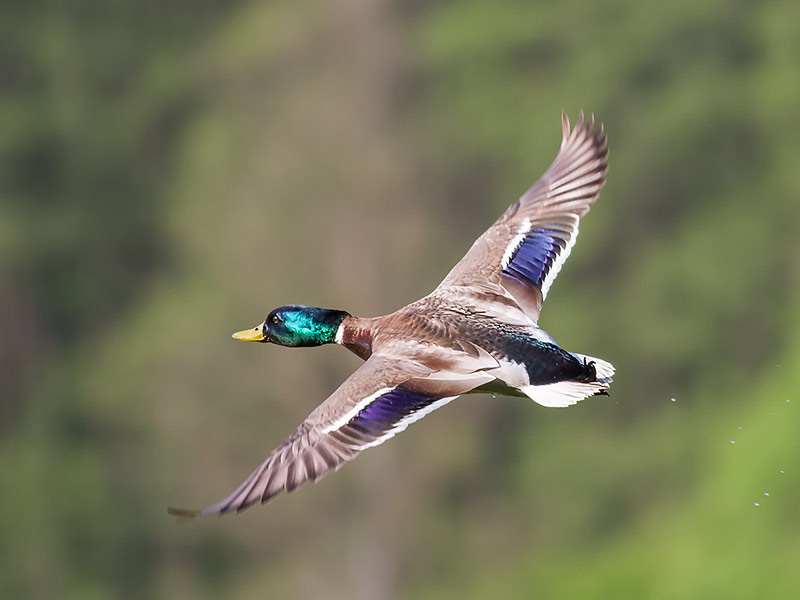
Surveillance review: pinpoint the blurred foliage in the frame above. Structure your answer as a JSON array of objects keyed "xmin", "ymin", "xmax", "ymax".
[{"xmin": 1, "ymin": 0, "xmax": 799, "ymax": 598}]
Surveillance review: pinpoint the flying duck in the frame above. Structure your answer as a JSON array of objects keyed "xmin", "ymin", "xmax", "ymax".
[{"xmin": 170, "ymin": 111, "xmax": 614, "ymax": 518}]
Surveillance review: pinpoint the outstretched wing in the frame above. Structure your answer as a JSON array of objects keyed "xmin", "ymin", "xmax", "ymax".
[
  {"xmin": 435, "ymin": 112, "xmax": 608, "ymax": 322},
  {"xmin": 187, "ymin": 356, "xmax": 470, "ymax": 516}
]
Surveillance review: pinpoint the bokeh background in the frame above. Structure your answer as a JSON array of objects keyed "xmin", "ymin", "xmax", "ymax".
[{"xmin": 2, "ymin": 0, "xmax": 799, "ymax": 598}]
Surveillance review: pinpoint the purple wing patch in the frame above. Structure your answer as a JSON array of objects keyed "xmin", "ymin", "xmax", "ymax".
[
  {"xmin": 349, "ymin": 386, "xmax": 433, "ymax": 436},
  {"xmin": 503, "ymin": 227, "xmax": 568, "ymax": 290}
]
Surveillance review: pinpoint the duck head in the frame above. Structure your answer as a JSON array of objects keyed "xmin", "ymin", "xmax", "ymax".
[{"xmin": 232, "ymin": 305, "xmax": 349, "ymax": 347}]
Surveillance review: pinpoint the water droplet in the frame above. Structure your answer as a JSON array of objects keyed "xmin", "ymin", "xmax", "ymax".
[
  {"xmin": 786, "ymin": 399, "xmax": 791, "ymax": 403},
  {"xmin": 764, "ymin": 492, "xmax": 770, "ymax": 497},
  {"xmin": 737, "ymin": 426, "xmax": 742, "ymax": 430},
  {"xmin": 780, "ymin": 470, "xmax": 785, "ymax": 474},
  {"xmin": 670, "ymin": 397, "xmax": 677, "ymax": 403},
  {"xmin": 730, "ymin": 440, "xmax": 736, "ymax": 444},
  {"xmin": 754, "ymin": 502, "xmax": 760, "ymax": 507}
]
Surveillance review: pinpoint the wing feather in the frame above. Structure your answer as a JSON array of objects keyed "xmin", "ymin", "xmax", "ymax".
[
  {"xmin": 194, "ymin": 355, "xmax": 477, "ymax": 516},
  {"xmin": 434, "ymin": 112, "xmax": 608, "ymax": 322}
]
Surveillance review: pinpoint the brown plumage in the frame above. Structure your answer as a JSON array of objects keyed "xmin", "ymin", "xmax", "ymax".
[{"xmin": 169, "ymin": 112, "xmax": 614, "ymax": 518}]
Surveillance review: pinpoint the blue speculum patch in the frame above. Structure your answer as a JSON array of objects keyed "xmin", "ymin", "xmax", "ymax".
[
  {"xmin": 351, "ymin": 387, "xmax": 433, "ymax": 434},
  {"xmin": 503, "ymin": 227, "xmax": 567, "ymax": 289}
]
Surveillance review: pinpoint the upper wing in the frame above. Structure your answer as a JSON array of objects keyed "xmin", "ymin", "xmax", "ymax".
[
  {"xmin": 190, "ymin": 355, "xmax": 476, "ymax": 516},
  {"xmin": 435, "ymin": 112, "xmax": 608, "ymax": 322}
]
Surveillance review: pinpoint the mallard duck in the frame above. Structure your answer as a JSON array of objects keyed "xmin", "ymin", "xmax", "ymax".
[{"xmin": 170, "ymin": 111, "xmax": 613, "ymax": 518}]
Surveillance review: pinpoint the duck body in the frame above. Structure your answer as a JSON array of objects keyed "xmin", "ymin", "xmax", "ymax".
[
  {"xmin": 339, "ymin": 297, "xmax": 611, "ymax": 405},
  {"xmin": 171, "ymin": 112, "xmax": 615, "ymax": 518}
]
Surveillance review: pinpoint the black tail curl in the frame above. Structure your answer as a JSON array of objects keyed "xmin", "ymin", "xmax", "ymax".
[{"xmin": 576, "ymin": 358, "xmax": 598, "ymax": 383}]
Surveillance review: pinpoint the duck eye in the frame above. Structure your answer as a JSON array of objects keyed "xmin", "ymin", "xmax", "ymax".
[{"xmin": 272, "ymin": 315, "xmax": 280, "ymax": 324}]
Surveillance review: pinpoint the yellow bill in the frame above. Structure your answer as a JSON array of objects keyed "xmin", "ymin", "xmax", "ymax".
[{"xmin": 232, "ymin": 325, "xmax": 266, "ymax": 342}]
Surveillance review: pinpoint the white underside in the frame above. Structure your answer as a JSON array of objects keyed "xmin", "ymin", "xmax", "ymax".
[{"xmin": 521, "ymin": 380, "xmax": 608, "ymax": 408}]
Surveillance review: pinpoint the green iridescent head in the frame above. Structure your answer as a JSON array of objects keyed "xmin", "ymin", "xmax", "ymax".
[{"xmin": 232, "ymin": 305, "xmax": 349, "ymax": 347}]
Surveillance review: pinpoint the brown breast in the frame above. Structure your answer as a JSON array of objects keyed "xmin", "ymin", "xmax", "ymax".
[{"xmin": 340, "ymin": 316, "xmax": 375, "ymax": 360}]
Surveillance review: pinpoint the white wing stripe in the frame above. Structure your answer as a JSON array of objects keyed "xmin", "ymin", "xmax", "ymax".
[
  {"xmin": 349, "ymin": 395, "xmax": 460, "ymax": 450},
  {"xmin": 500, "ymin": 217, "xmax": 531, "ymax": 269},
  {"xmin": 319, "ymin": 387, "xmax": 394, "ymax": 434},
  {"xmin": 540, "ymin": 224, "xmax": 579, "ymax": 300}
]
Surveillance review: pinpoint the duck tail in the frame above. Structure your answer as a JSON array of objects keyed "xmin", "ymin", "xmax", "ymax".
[
  {"xmin": 572, "ymin": 353, "xmax": 615, "ymax": 384},
  {"xmin": 520, "ymin": 353, "xmax": 614, "ymax": 408}
]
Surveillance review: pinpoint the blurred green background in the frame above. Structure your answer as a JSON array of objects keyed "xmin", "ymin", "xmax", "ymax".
[{"xmin": 2, "ymin": 0, "xmax": 799, "ymax": 598}]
